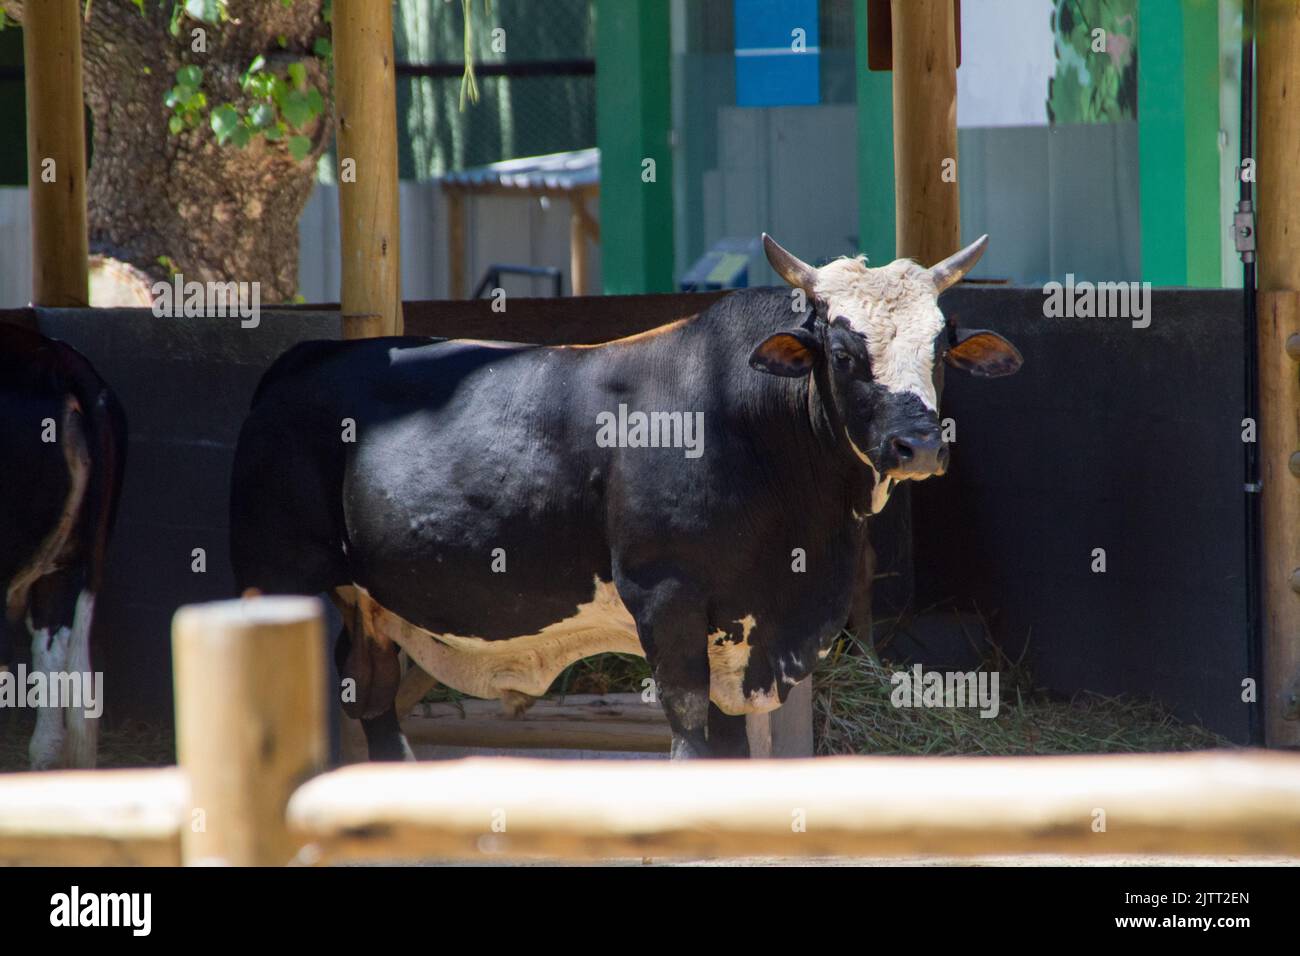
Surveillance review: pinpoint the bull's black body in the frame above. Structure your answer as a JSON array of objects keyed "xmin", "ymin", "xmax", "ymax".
[
  {"xmin": 0, "ymin": 324, "xmax": 127, "ymax": 768},
  {"xmin": 231, "ymin": 234, "xmax": 1017, "ymax": 760},
  {"xmin": 233, "ymin": 290, "xmax": 876, "ymax": 757}
]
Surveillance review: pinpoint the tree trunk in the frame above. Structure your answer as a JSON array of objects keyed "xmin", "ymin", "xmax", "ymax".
[{"xmin": 7, "ymin": 0, "xmax": 332, "ymax": 305}]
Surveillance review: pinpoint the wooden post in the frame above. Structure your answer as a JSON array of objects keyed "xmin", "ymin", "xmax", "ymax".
[
  {"xmin": 173, "ymin": 597, "xmax": 327, "ymax": 865},
  {"xmin": 889, "ymin": 0, "xmax": 959, "ymax": 266},
  {"xmin": 569, "ymin": 195, "xmax": 589, "ymax": 296},
  {"xmin": 447, "ymin": 190, "xmax": 467, "ymax": 299},
  {"xmin": 23, "ymin": 0, "xmax": 88, "ymax": 307},
  {"xmin": 334, "ymin": 0, "xmax": 403, "ymax": 337},
  {"xmin": 1256, "ymin": 0, "xmax": 1300, "ymax": 747},
  {"xmin": 747, "ymin": 680, "xmax": 814, "ymax": 758}
]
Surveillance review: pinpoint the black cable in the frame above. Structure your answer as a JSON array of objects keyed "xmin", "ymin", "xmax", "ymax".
[{"xmin": 1239, "ymin": 0, "xmax": 1263, "ymax": 746}]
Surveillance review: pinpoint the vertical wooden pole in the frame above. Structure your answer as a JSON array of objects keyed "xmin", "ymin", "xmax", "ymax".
[
  {"xmin": 23, "ymin": 0, "xmax": 88, "ymax": 307},
  {"xmin": 889, "ymin": 0, "xmax": 959, "ymax": 266},
  {"xmin": 334, "ymin": 0, "xmax": 403, "ymax": 337},
  {"xmin": 1256, "ymin": 0, "xmax": 1300, "ymax": 746},
  {"xmin": 569, "ymin": 195, "xmax": 589, "ymax": 296},
  {"xmin": 447, "ymin": 190, "xmax": 467, "ymax": 299},
  {"xmin": 173, "ymin": 597, "xmax": 327, "ymax": 865}
]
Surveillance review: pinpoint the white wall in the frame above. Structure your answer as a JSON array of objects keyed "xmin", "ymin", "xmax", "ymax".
[{"xmin": 957, "ymin": 0, "xmax": 1057, "ymax": 129}]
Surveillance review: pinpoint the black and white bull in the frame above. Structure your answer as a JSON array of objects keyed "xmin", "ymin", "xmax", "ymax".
[
  {"xmin": 230, "ymin": 234, "xmax": 1020, "ymax": 759},
  {"xmin": 1, "ymin": 324, "xmax": 126, "ymax": 769}
]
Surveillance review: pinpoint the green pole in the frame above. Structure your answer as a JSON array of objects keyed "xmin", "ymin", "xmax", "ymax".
[
  {"xmin": 595, "ymin": 0, "xmax": 674, "ymax": 293},
  {"xmin": 1139, "ymin": 0, "xmax": 1222, "ymax": 286},
  {"xmin": 856, "ymin": 0, "xmax": 895, "ymax": 267}
]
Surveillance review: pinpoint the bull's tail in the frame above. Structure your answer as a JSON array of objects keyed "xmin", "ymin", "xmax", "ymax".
[{"xmin": 60, "ymin": 356, "xmax": 126, "ymax": 770}]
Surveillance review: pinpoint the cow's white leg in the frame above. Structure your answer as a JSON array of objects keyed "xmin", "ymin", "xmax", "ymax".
[
  {"xmin": 28, "ymin": 619, "xmax": 71, "ymax": 771},
  {"xmin": 63, "ymin": 590, "xmax": 98, "ymax": 769}
]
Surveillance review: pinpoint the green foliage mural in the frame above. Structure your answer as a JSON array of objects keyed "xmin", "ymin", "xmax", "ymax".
[{"xmin": 1047, "ymin": 0, "xmax": 1138, "ymax": 124}]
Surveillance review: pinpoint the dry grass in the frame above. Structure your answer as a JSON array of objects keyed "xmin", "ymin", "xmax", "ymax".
[{"xmin": 814, "ymin": 632, "xmax": 1226, "ymax": 756}]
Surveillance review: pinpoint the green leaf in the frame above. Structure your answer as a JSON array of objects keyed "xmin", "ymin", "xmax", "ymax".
[
  {"xmin": 230, "ymin": 125, "xmax": 253, "ymax": 149},
  {"xmin": 287, "ymin": 62, "xmax": 307, "ymax": 90},
  {"xmin": 176, "ymin": 64, "xmax": 203, "ymax": 88},
  {"xmin": 305, "ymin": 89, "xmax": 324, "ymax": 116},
  {"xmin": 210, "ymin": 104, "xmax": 241, "ymax": 143},
  {"xmin": 313, "ymin": 37, "xmax": 332, "ymax": 59},
  {"xmin": 288, "ymin": 135, "xmax": 312, "ymax": 162},
  {"xmin": 185, "ymin": 0, "xmax": 221, "ymax": 24},
  {"xmin": 248, "ymin": 102, "xmax": 275, "ymax": 129},
  {"xmin": 280, "ymin": 90, "xmax": 314, "ymax": 129},
  {"xmin": 263, "ymin": 125, "xmax": 284, "ymax": 142},
  {"xmin": 246, "ymin": 73, "xmax": 276, "ymax": 99},
  {"xmin": 240, "ymin": 55, "xmax": 266, "ymax": 91},
  {"xmin": 168, "ymin": 114, "xmax": 185, "ymax": 136}
]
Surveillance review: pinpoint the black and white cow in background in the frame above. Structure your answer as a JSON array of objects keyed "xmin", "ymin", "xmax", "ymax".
[
  {"xmin": 231, "ymin": 234, "xmax": 1021, "ymax": 759},
  {"xmin": 1, "ymin": 324, "xmax": 127, "ymax": 769}
]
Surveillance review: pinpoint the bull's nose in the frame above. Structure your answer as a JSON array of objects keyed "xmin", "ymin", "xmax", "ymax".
[{"xmin": 889, "ymin": 431, "xmax": 948, "ymax": 476}]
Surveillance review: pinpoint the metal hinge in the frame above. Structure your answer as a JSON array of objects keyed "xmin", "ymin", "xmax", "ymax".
[{"xmin": 1235, "ymin": 199, "xmax": 1256, "ymax": 263}]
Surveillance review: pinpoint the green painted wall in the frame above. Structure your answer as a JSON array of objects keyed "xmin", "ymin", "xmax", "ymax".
[
  {"xmin": 595, "ymin": 0, "xmax": 674, "ymax": 293},
  {"xmin": 855, "ymin": 0, "xmax": 895, "ymax": 266},
  {"xmin": 1138, "ymin": 0, "xmax": 1222, "ymax": 286}
]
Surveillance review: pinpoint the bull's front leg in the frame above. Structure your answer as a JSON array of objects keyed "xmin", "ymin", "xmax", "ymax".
[{"xmin": 623, "ymin": 578, "xmax": 747, "ymax": 759}]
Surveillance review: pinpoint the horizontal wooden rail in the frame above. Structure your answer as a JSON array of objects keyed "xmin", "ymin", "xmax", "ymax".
[
  {"xmin": 0, "ymin": 768, "xmax": 185, "ymax": 866},
  {"xmin": 286, "ymin": 750, "xmax": 1300, "ymax": 862},
  {"xmin": 403, "ymin": 693, "xmax": 670, "ymax": 753}
]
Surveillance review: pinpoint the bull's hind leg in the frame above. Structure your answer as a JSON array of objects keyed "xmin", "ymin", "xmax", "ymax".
[
  {"xmin": 330, "ymin": 587, "xmax": 412, "ymax": 762},
  {"xmin": 26, "ymin": 569, "xmax": 97, "ymax": 770}
]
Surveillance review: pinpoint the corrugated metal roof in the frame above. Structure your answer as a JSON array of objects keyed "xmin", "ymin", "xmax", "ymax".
[{"xmin": 440, "ymin": 148, "xmax": 599, "ymax": 192}]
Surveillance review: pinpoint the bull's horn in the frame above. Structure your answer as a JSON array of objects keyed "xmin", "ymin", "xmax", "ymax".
[
  {"xmin": 763, "ymin": 233, "xmax": 818, "ymax": 295},
  {"xmin": 929, "ymin": 234, "xmax": 990, "ymax": 292}
]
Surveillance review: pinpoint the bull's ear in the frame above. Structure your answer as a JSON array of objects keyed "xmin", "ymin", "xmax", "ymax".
[
  {"xmin": 749, "ymin": 329, "xmax": 820, "ymax": 377},
  {"xmin": 945, "ymin": 329, "xmax": 1023, "ymax": 378}
]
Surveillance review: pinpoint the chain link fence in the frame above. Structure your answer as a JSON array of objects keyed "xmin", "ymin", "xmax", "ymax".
[{"xmin": 394, "ymin": 0, "xmax": 596, "ymax": 178}]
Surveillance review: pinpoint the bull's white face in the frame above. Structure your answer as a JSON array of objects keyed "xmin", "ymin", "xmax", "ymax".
[
  {"xmin": 813, "ymin": 257, "xmax": 947, "ymax": 412},
  {"xmin": 748, "ymin": 233, "xmax": 1023, "ymax": 508}
]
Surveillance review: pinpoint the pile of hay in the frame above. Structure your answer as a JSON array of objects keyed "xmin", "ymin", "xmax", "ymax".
[{"xmin": 814, "ymin": 634, "xmax": 1225, "ymax": 756}]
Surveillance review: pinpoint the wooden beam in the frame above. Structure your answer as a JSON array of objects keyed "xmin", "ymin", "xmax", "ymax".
[
  {"xmin": 402, "ymin": 693, "xmax": 670, "ymax": 753},
  {"xmin": 334, "ymin": 0, "xmax": 403, "ymax": 336},
  {"xmin": 288, "ymin": 750, "xmax": 1300, "ymax": 862},
  {"xmin": 447, "ymin": 190, "xmax": 467, "ymax": 299},
  {"xmin": 23, "ymin": 0, "xmax": 88, "ymax": 307},
  {"xmin": 1256, "ymin": 0, "xmax": 1300, "ymax": 746},
  {"xmin": 889, "ymin": 0, "xmax": 959, "ymax": 267},
  {"xmin": 173, "ymin": 597, "xmax": 328, "ymax": 865},
  {"xmin": 0, "ymin": 769, "xmax": 184, "ymax": 866}
]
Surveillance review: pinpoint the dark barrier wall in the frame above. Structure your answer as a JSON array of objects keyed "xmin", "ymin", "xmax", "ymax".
[
  {"xmin": 913, "ymin": 287, "xmax": 1249, "ymax": 742},
  {"xmin": 4, "ymin": 286, "xmax": 1250, "ymax": 741}
]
